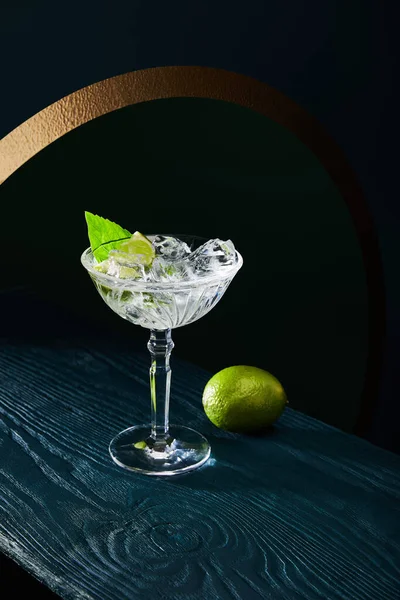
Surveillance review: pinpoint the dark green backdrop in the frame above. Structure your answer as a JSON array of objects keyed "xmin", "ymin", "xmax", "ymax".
[{"xmin": 1, "ymin": 98, "xmax": 368, "ymax": 433}]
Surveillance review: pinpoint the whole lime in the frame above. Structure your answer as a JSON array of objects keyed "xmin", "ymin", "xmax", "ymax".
[{"xmin": 202, "ymin": 365, "xmax": 287, "ymax": 432}]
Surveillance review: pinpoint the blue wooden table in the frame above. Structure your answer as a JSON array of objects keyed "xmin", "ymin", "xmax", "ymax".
[{"xmin": 0, "ymin": 332, "xmax": 399, "ymax": 599}]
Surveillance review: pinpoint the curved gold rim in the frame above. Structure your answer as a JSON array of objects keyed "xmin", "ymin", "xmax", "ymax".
[
  {"xmin": 0, "ymin": 65, "xmax": 385, "ymax": 436},
  {"xmin": 0, "ymin": 66, "xmax": 371, "ymax": 199}
]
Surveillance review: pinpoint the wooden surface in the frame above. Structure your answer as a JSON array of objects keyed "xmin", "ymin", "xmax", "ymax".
[{"xmin": 0, "ymin": 335, "xmax": 399, "ymax": 600}]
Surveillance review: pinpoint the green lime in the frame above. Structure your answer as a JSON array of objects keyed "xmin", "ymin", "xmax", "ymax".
[
  {"xmin": 202, "ymin": 365, "xmax": 288, "ymax": 433},
  {"xmin": 93, "ymin": 260, "xmax": 110, "ymax": 273},
  {"xmin": 134, "ymin": 441, "xmax": 147, "ymax": 449},
  {"xmin": 118, "ymin": 266, "xmax": 141, "ymax": 279},
  {"xmin": 118, "ymin": 231, "xmax": 155, "ymax": 266}
]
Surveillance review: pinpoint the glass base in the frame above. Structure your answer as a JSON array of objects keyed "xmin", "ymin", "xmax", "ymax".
[{"xmin": 109, "ymin": 425, "xmax": 211, "ymax": 476}]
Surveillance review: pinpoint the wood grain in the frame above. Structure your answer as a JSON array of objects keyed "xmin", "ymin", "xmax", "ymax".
[{"xmin": 0, "ymin": 337, "xmax": 399, "ymax": 600}]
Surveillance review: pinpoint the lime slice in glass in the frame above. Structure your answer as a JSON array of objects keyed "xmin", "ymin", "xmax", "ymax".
[
  {"xmin": 118, "ymin": 231, "xmax": 155, "ymax": 266},
  {"xmin": 93, "ymin": 260, "xmax": 110, "ymax": 273}
]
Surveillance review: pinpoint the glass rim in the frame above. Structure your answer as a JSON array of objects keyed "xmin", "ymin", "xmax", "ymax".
[{"xmin": 80, "ymin": 237, "xmax": 243, "ymax": 291}]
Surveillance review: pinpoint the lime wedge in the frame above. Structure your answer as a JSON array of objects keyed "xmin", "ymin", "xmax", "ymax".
[
  {"xmin": 118, "ymin": 231, "xmax": 155, "ymax": 266},
  {"xmin": 118, "ymin": 266, "xmax": 142, "ymax": 279},
  {"xmin": 93, "ymin": 260, "xmax": 110, "ymax": 273},
  {"xmin": 134, "ymin": 441, "xmax": 147, "ymax": 449}
]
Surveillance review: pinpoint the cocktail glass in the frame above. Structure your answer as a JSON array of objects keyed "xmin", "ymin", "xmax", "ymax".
[{"xmin": 81, "ymin": 235, "xmax": 243, "ymax": 476}]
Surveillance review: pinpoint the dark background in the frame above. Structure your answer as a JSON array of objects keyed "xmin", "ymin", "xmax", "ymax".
[
  {"xmin": 1, "ymin": 0, "xmax": 398, "ymax": 448},
  {"xmin": 0, "ymin": 1, "xmax": 398, "ymax": 597}
]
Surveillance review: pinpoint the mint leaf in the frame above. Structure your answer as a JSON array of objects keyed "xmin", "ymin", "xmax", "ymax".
[{"xmin": 85, "ymin": 211, "xmax": 131, "ymax": 262}]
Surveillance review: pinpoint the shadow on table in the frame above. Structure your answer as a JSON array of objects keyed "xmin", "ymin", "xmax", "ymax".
[{"xmin": 167, "ymin": 424, "xmax": 399, "ymax": 495}]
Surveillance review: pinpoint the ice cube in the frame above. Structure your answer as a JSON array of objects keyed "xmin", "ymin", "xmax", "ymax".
[
  {"xmin": 153, "ymin": 235, "xmax": 191, "ymax": 260},
  {"xmin": 186, "ymin": 239, "xmax": 237, "ymax": 275},
  {"xmin": 108, "ymin": 250, "xmax": 143, "ymax": 267},
  {"xmin": 98, "ymin": 251, "xmax": 148, "ymax": 279},
  {"xmin": 149, "ymin": 257, "xmax": 194, "ymax": 282}
]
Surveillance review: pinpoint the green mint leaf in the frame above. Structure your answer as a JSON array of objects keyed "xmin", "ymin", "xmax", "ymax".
[{"xmin": 85, "ymin": 211, "xmax": 131, "ymax": 262}]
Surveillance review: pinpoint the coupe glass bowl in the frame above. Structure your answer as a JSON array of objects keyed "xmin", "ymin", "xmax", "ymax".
[{"xmin": 81, "ymin": 235, "xmax": 243, "ymax": 476}]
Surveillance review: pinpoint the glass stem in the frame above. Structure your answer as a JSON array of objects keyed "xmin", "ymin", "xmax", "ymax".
[{"xmin": 147, "ymin": 329, "xmax": 174, "ymax": 441}]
